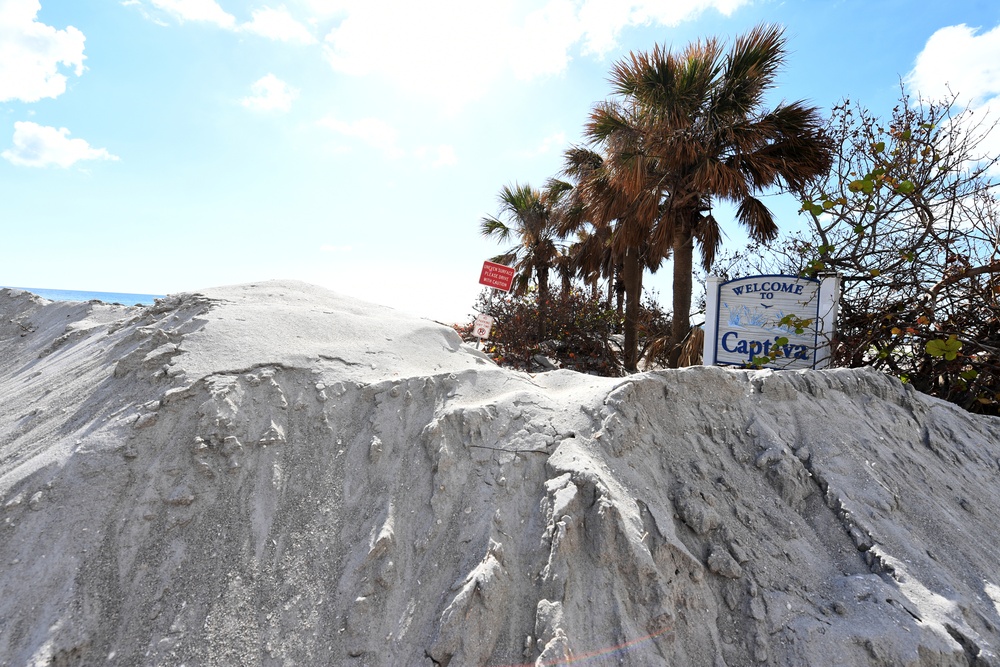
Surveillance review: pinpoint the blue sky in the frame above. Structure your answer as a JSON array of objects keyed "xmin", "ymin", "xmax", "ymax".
[{"xmin": 2, "ymin": 0, "xmax": 999, "ymax": 323}]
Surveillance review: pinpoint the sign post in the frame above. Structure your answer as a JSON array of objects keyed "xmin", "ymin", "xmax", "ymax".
[
  {"xmin": 474, "ymin": 260, "xmax": 516, "ymax": 348},
  {"xmin": 703, "ymin": 274, "xmax": 840, "ymax": 369}
]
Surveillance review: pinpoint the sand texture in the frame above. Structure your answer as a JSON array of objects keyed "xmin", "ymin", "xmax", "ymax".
[{"xmin": 1, "ymin": 280, "xmax": 999, "ymax": 666}]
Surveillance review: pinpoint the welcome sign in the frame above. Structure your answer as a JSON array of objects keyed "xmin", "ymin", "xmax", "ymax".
[{"xmin": 703, "ymin": 274, "xmax": 840, "ymax": 370}]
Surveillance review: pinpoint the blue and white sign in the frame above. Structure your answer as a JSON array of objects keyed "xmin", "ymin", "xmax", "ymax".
[{"xmin": 703, "ymin": 274, "xmax": 841, "ymax": 370}]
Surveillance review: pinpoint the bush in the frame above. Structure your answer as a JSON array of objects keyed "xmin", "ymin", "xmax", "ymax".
[
  {"xmin": 718, "ymin": 92, "xmax": 999, "ymax": 416},
  {"xmin": 460, "ymin": 287, "xmax": 671, "ymax": 376}
]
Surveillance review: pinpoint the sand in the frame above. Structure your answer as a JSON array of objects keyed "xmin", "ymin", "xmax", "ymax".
[{"xmin": 1, "ymin": 280, "xmax": 999, "ymax": 666}]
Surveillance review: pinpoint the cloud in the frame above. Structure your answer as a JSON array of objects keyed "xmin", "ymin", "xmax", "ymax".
[
  {"xmin": 318, "ymin": 115, "xmax": 403, "ymax": 158},
  {"xmin": 907, "ymin": 23, "xmax": 1000, "ymax": 175},
  {"xmin": 906, "ymin": 23, "xmax": 1000, "ymax": 105},
  {"xmin": 519, "ymin": 131, "xmax": 568, "ymax": 158},
  {"xmin": 142, "ymin": 1, "xmax": 316, "ymax": 42},
  {"xmin": 242, "ymin": 74, "xmax": 298, "ymax": 112},
  {"xmin": 576, "ymin": 0, "xmax": 747, "ymax": 55},
  {"xmin": 414, "ymin": 144, "xmax": 458, "ymax": 168},
  {"xmin": 320, "ymin": 0, "xmax": 749, "ymax": 110},
  {"xmin": 318, "ymin": 116, "xmax": 457, "ymax": 165},
  {"xmin": 0, "ymin": 0, "xmax": 86, "ymax": 102},
  {"xmin": 151, "ymin": 0, "xmax": 236, "ymax": 28},
  {"xmin": 2, "ymin": 121, "xmax": 119, "ymax": 168},
  {"xmin": 241, "ymin": 5, "xmax": 316, "ymax": 43}
]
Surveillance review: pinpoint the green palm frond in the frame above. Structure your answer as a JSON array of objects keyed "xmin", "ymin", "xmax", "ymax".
[{"xmin": 480, "ymin": 216, "xmax": 513, "ymax": 242}]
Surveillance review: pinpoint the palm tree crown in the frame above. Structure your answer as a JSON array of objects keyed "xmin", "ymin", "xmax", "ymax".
[
  {"xmin": 480, "ymin": 182, "xmax": 563, "ymax": 300},
  {"xmin": 480, "ymin": 182, "xmax": 567, "ymax": 339}
]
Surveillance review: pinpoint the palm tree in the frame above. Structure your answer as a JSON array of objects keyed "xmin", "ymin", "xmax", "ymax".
[
  {"xmin": 586, "ymin": 24, "xmax": 833, "ymax": 366},
  {"xmin": 480, "ymin": 182, "xmax": 564, "ymax": 339},
  {"xmin": 558, "ymin": 146, "xmax": 667, "ymax": 371}
]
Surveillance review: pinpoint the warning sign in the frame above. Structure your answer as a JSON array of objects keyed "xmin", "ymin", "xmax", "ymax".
[
  {"xmin": 479, "ymin": 261, "xmax": 516, "ymax": 292},
  {"xmin": 473, "ymin": 314, "xmax": 494, "ymax": 339}
]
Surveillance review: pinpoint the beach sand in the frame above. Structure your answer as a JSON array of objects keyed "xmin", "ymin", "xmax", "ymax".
[{"xmin": 1, "ymin": 280, "xmax": 998, "ymax": 666}]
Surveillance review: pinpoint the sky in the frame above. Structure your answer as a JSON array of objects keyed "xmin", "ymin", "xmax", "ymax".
[{"xmin": 2, "ymin": 0, "xmax": 1000, "ymax": 324}]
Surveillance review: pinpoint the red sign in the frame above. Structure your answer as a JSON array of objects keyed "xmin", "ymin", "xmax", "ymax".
[{"xmin": 479, "ymin": 261, "xmax": 516, "ymax": 292}]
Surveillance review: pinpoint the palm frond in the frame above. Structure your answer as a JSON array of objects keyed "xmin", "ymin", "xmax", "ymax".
[
  {"xmin": 736, "ymin": 196, "xmax": 778, "ymax": 244},
  {"xmin": 480, "ymin": 216, "xmax": 513, "ymax": 242}
]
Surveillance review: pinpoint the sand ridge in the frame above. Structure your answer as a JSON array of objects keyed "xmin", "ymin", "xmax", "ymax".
[{"xmin": 1, "ymin": 280, "xmax": 999, "ymax": 666}]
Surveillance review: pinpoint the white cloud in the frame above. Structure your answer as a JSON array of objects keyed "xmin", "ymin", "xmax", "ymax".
[
  {"xmin": 519, "ymin": 131, "xmax": 568, "ymax": 158},
  {"xmin": 906, "ymin": 23, "xmax": 1000, "ymax": 104},
  {"xmin": 907, "ymin": 23, "xmax": 1000, "ymax": 175},
  {"xmin": 321, "ymin": 0, "xmax": 750, "ymax": 110},
  {"xmin": 577, "ymin": 0, "xmax": 745, "ymax": 55},
  {"xmin": 0, "ymin": 0, "xmax": 86, "ymax": 102},
  {"xmin": 241, "ymin": 6, "xmax": 316, "ymax": 43},
  {"xmin": 2, "ymin": 121, "xmax": 119, "ymax": 168},
  {"xmin": 242, "ymin": 74, "xmax": 298, "ymax": 112},
  {"xmin": 151, "ymin": 0, "xmax": 236, "ymax": 28},
  {"xmin": 144, "ymin": 1, "xmax": 318, "ymax": 42},
  {"xmin": 298, "ymin": 0, "xmax": 351, "ymax": 17},
  {"xmin": 318, "ymin": 115, "xmax": 403, "ymax": 158},
  {"xmin": 414, "ymin": 144, "xmax": 458, "ymax": 168}
]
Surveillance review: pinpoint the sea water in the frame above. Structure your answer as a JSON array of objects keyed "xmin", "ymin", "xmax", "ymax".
[{"xmin": 0, "ymin": 286, "xmax": 165, "ymax": 307}]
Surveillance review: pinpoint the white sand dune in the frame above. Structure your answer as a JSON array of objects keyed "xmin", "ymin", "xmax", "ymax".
[{"xmin": 1, "ymin": 280, "xmax": 999, "ymax": 666}]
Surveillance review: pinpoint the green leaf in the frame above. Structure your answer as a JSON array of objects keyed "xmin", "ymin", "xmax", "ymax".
[
  {"xmin": 896, "ymin": 180, "xmax": 915, "ymax": 194},
  {"xmin": 869, "ymin": 268, "xmax": 881, "ymax": 277},
  {"xmin": 848, "ymin": 179, "xmax": 867, "ymax": 193},
  {"xmin": 801, "ymin": 201, "xmax": 824, "ymax": 216},
  {"xmin": 960, "ymin": 369, "xmax": 979, "ymax": 381},
  {"xmin": 926, "ymin": 335, "xmax": 962, "ymax": 360},
  {"xmin": 775, "ymin": 337, "xmax": 789, "ymax": 346},
  {"xmin": 822, "ymin": 199, "xmax": 835, "ymax": 210},
  {"xmin": 873, "ymin": 141, "xmax": 886, "ymax": 153}
]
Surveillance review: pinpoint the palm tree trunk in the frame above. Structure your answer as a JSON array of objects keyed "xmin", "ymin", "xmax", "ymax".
[
  {"xmin": 668, "ymin": 228, "xmax": 695, "ymax": 368},
  {"xmin": 622, "ymin": 248, "xmax": 643, "ymax": 372},
  {"xmin": 537, "ymin": 266, "xmax": 550, "ymax": 341}
]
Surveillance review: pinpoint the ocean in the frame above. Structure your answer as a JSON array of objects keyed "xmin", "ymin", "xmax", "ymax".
[{"xmin": 0, "ymin": 287, "xmax": 165, "ymax": 307}]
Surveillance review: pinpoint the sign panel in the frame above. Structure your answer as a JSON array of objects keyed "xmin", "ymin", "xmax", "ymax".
[
  {"xmin": 479, "ymin": 261, "xmax": 516, "ymax": 292},
  {"xmin": 714, "ymin": 275, "xmax": 822, "ymax": 369},
  {"xmin": 473, "ymin": 314, "xmax": 494, "ymax": 339}
]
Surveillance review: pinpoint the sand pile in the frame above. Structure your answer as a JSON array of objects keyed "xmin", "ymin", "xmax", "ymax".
[{"xmin": 1, "ymin": 280, "xmax": 999, "ymax": 666}]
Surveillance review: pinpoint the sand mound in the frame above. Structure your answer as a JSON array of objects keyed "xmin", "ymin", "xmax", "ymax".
[{"xmin": 1, "ymin": 280, "xmax": 999, "ymax": 666}]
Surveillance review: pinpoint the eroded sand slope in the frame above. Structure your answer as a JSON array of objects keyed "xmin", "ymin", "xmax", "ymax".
[{"xmin": 1, "ymin": 280, "xmax": 999, "ymax": 666}]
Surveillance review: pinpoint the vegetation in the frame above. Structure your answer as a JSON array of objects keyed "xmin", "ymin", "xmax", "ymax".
[
  {"xmin": 475, "ymin": 25, "xmax": 998, "ymax": 417},
  {"xmin": 480, "ymin": 24, "xmax": 831, "ymax": 371},
  {"xmin": 580, "ymin": 23, "xmax": 832, "ymax": 368},
  {"xmin": 719, "ymin": 92, "xmax": 999, "ymax": 415},
  {"xmin": 480, "ymin": 183, "xmax": 566, "ymax": 339},
  {"xmin": 457, "ymin": 287, "xmax": 670, "ymax": 376}
]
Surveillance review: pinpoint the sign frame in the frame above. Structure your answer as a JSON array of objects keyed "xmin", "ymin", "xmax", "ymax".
[{"xmin": 702, "ymin": 273, "xmax": 841, "ymax": 370}]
